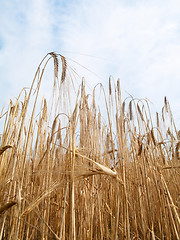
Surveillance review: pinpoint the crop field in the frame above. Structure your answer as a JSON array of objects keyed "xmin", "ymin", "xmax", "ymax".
[{"xmin": 0, "ymin": 53, "xmax": 179, "ymax": 239}]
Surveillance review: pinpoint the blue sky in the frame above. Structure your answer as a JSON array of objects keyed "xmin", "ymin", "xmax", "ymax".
[{"xmin": 0, "ymin": 0, "xmax": 180, "ymax": 127}]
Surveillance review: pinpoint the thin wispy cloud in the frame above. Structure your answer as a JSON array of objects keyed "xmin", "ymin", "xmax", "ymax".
[{"xmin": 0, "ymin": 0, "xmax": 180, "ymax": 126}]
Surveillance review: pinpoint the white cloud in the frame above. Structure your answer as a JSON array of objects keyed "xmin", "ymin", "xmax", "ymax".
[
  {"xmin": 57, "ymin": 0, "xmax": 180, "ymax": 126},
  {"xmin": 0, "ymin": 0, "xmax": 54, "ymax": 106},
  {"xmin": 0, "ymin": 0, "xmax": 180, "ymax": 127}
]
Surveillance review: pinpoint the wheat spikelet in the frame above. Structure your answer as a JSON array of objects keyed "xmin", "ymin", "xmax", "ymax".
[
  {"xmin": 164, "ymin": 96, "xmax": 168, "ymax": 112},
  {"xmin": 74, "ymin": 150, "xmax": 118, "ymax": 178},
  {"xmin": 117, "ymin": 78, "xmax": 120, "ymax": 97},
  {"xmin": 109, "ymin": 76, "xmax": 112, "ymax": 95},
  {"xmin": 138, "ymin": 143, "xmax": 143, "ymax": 156},
  {"xmin": 49, "ymin": 52, "xmax": 59, "ymax": 79},
  {"xmin": 137, "ymin": 103, "xmax": 144, "ymax": 121},
  {"xmin": 177, "ymin": 130, "xmax": 180, "ymax": 140},
  {"xmin": 162, "ymin": 106, "xmax": 165, "ymax": 122},
  {"xmin": 60, "ymin": 55, "xmax": 67, "ymax": 83},
  {"xmin": 122, "ymin": 101, "xmax": 125, "ymax": 116},
  {"xmin": 42, "ymin": 98, "xmax": 47, "ymax": 123},
  {"xmin": 129, "ymin": 100, "xmax": 133, "ymax": 120},
  {"xmin": 175, "ymin": 142, "xmax": 180, "ymax": 160},
  {"xmin": 156, "ymin": 112, "xmax": 159, "ymax": 128},
  {"xmin": 51, "ymin": 116, "xmax": 58, "ymax": 136},
  {"xmin": 151, "ymin": 129, "xmax": 157, "ymax": 146}
]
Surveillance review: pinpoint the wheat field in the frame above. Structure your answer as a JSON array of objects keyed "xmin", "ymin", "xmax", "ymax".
[{"xmin": 0, "ymin": 53, "xmax": 179, "ymax": 240}]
